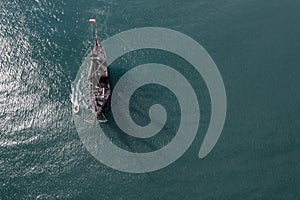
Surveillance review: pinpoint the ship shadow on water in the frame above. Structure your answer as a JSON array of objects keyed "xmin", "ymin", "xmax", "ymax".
[
  {"xmin": 101, "ymin": 83, "xmax": 180, "ymax": 154},
  {"xmin": 100, "ymin": 48, "xmax": 211, "ymax": 158}
]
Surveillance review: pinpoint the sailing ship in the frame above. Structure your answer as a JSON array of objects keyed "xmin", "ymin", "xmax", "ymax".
[{"xmin": 88, "ymin": 19, "xmax": 111, "ymax": 122}]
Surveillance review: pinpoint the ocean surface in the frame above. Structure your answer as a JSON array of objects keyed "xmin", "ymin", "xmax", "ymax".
[{"xmin": 1, "ymin": 0, "xmax": 300, "ymax": 199}]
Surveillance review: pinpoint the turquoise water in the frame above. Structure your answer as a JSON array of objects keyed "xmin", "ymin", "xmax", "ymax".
[{"xmin": 1, "ymin": 0, "xmax": 300, "ymax": 199}]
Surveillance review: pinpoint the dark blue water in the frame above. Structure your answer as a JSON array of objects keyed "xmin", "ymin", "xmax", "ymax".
[{"xmin": 1, "ymin": 0, "xmax": 300, "ymax": 199}]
